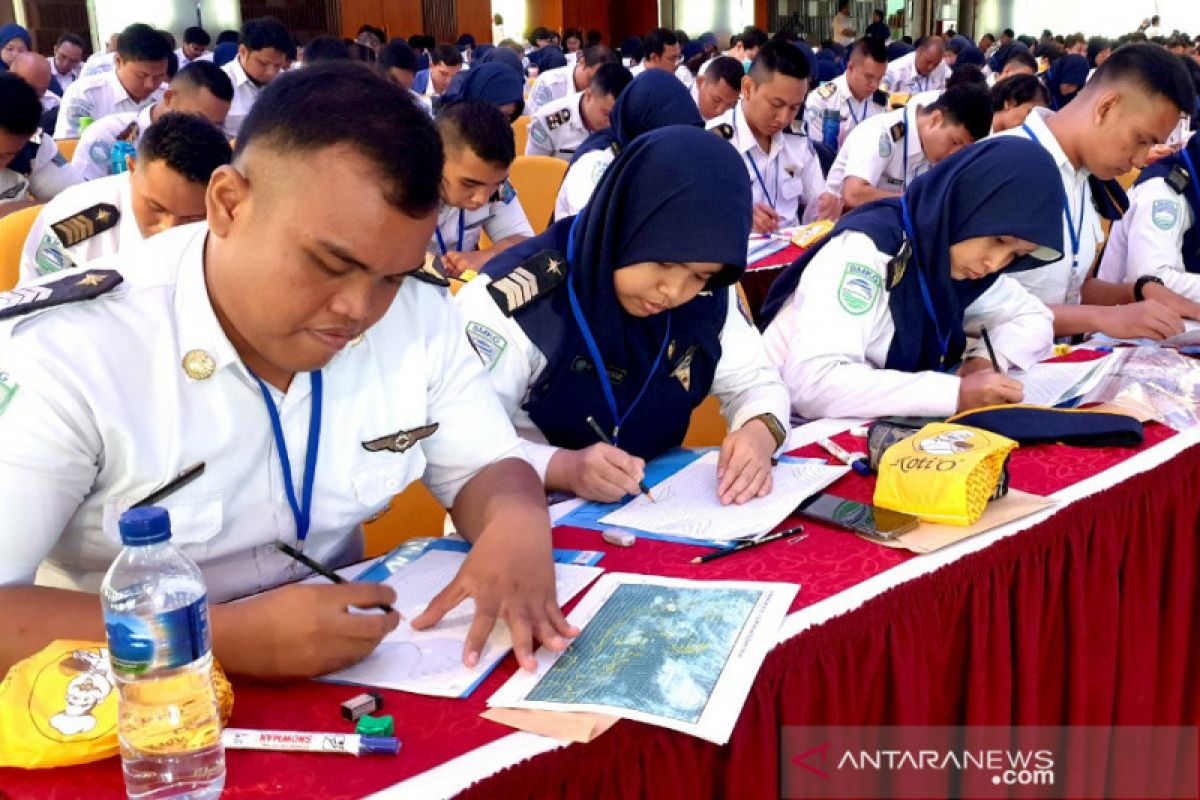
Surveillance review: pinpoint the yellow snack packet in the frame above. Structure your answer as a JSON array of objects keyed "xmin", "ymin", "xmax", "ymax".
[
  {"xmin": 791, "ymin": 219, "xmax": 835, "ymax": 249},
  {"xmin": 873, "ymin": 423, "xmax": 1018, "ymax": 526},
  {"xmin": 0, "ymin": 640, "xmax": 232, "ymax": 769}
]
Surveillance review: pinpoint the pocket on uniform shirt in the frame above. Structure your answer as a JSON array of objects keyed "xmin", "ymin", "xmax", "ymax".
[
  {"xmin": 101, "ymin": 494, "xmax": 224, "ymax": 546},
  {"xmin": 779, "ymin": 174, "xmax": 808, "ymax": 201},
  {"xmin": 350, "ymin": 455, "xmax": 426, "ymax": 521}
]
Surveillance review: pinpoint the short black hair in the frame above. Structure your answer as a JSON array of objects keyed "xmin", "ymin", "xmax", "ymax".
[
  {"xmin": 579, "ymin": 45, "xmax": 617, "ymax": 68},
  {"xmin": 235, "ymin": 62, "xmax": 443, "ymax": 217},
  {"xmin": 1005, "ymin": 50, "xmax": 1038, "ymax": 72},
  {"xmin": 173, "ymin": 60, "xmax": 234, "ymax": 102},
  {"xmin": 117, "ymin": 23, "xmax": 173, "ymax": 63},
  {"xmin": 1088, "ymin": 43, "xmax": 1197, "ymax": 114},
  {"xmin": 926, "ymin": 81, "xmax": 992, "ymax": 141},
  {"xmin": 55, "ymin": 32, "xmax": 86, "ymax": 50},
  {"xmin": 435, "ymin": 98, "xmax": 514, "ymax": 167},
  {"xmin": 589, "ymin": 62, "xmax": 632, "ymax": 99},
  {"xmin": 749, "ymin": 40, "xmax": 811, "ymax": 83},
  {"xmin": 851, "ymin": 36, "xmax": 888, "ymax": 64},
  {"xmin": 1003, "ymin": 28, "xmax": 1015, "ymax": 38},
  {"xmin": 946, "ymin": 64, "xmax": 986, "ymax": 89},
  {"xmin": 183, "ymin": 26, "xmax": 211, "ymax": 47},
  {"xmin": 563, "ymin": 27, "xmax": 582, "ymax": 44},
  {"xmin": 379, "ymin": 40, "xmax": 417, "ymax": 73},
  {"xmin": 742, "ymin": 26, "xmax": 769, "ymax": 51},
  {"xmin": 586, "ymin": 30, "xmax": 603, "ymax": 46},
  {"xmin": 303, "ymin": 35, "xmax": 350, "ymax": 63},
  {"xmin": 642, "ymin": 27, "xmax": 679, "ymax": 57},
  {"xmin": 430, "ymin": 44, "xmax": 463, "ymax": 67},
  {"xmin": 241, "ymin": 17, "xmax": 291, "ymax": 54},
  {"xmin": 138, "ymin": 112, "xmax": 232, "ymax": 184},
  {"xmin": 705, "ymin": 55, "xmax": 745, "ymax": 91},
  {"xmin": 991, "ymin": 73, "xmax": 1050, "ymax": 111},
  {"xmin": 0, "ymin": 73, "xmax": 42, "ymax": 137},
  {"xmin": 216, "ymin": 30, "xmax": 240, "ymax": 46},
  {"xmin": 348, "ymin": 42, "xmax": 375, "ymax": 63},
  {"xmin": 916, "ymin": 35, "xmax": 945, "ymax": 51}
]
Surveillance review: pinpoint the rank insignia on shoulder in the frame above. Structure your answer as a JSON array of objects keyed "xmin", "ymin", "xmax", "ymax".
[
  {"xmin": 50, "ymin": 203, "xmax": 120, "ymax": 248},
  {"xmin": 1166, "ymin": 165, "xmax": 1190, "ymax": 195},
  {"xmin": 817, "ymin": 82, "xmax": 837, "ymax": 99},
  {"xmin": 546, "ymin": 108, "xmax": 571, "ymax": 130},
  {"xmin": 887, "ymin": 240, "xmax": 911, "ymax": 289},
  {"xmin": 0, "ymin": 269, "xmax": 123, "ymax": 321},
  {"xmin": 490, "ymin": 179, "xmax": 517, "ymax": 205},
  {"xmin": 873, "ymin": 89, "xmax": 890, "ymax": 107},
  {"xmin": 711, "ymin": 123, "xmax": 735, "ymax": 140},
  {"xmin": 890, "ymin": 121, "xmax": 906, "ymax": 142},
  {"xmin": 362, "ymin": 422, "xmax": 439, "ymax": 454},
  {"xmin": 412, "ymin": 252, "xmax": 451, "ymax": 287},
  {"xmin": 486, "ymin": 250, "xmax": 567, "ymax": 316}
]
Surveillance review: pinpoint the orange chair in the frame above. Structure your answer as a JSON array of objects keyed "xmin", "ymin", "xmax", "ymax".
[
  {"xmin": 56, "ymin": 139, "xmax": 79, "ymax": 161},
  {"xmin": 508, "ymin": 155, "xmax": 567, "ymax": 235},
  {"xmin": 362, "ymin": 482, "xmax": 450, "ymax": 558},
  {"xmin": 1117, "ymin": 168, "xmax": 1140, "ymax": 193},
  {"xmin": 0, "ymin": 204, "xmax": 42, "ymax": 291},
  {"xmin": 512, "ymin": 116, "xmax": 531, "ymax": 156}
]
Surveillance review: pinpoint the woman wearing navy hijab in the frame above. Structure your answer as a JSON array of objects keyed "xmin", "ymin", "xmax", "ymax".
[
  {"xmin": 759, "ymin": 137, "xmax": 1064, "ymax": 420},
  {"xmin": 554, "ymin": 70, "xmax": 703, "ymax": 220},
  {"xmin": 456, "ymin": 127, "xmax": 790, "ymax": 505},
  {"xmin": 1045, "ymin": 53, "xmax": 1090, "ymax": 109},
  {"xmin": 440, "ymin": 62, "xmax": 525, "ymax": 120}
]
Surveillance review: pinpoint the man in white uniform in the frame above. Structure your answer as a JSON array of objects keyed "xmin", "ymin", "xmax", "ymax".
[
  {"xmin": 803, "ymin": 37, "xmax": 889, "ymax": 148},
  {"xmin": 885, "ymin": 35, "xmax": 950, "ymax": 94},
  {"xmin": 22, "ymin": 113, "xmax": 231, "ymax": 281},
  {"xmin": 55, "ymin": 24, "xmax": 169, "ymax": 139},
  {"xmin": 72, "ymin": 61, "xmax": 232, "ymax": 182},
  {"xmin": 823, "ymin": 82, "xmax": 991, "ymax": 209},
  {"xmin": 996, "ymin": 45, "xmax": 1200, "ymax": 339},
  {"xmin": 525, "ymin": 64, "xmax": 631, "ymax": 162},
  {"xmin": 221, "ymin": 17, "xmax": 290, "ymax": 138},
  {"xmin": 708, "ymin": 41, "xmax": 835, "ymax": 233},
  {"xmin": 526, "ymin": 45, "xmax": 616, "ymax": 115},
  {"xmin": 176, "ymin": 26, "xmax": 213, "ymax": 70},
  {"xmin": 0, "ymin": 75, "xmax": 81, "ymax": 217},
  {"xmin": 691, "ymin": 56, "xmax": 743, "ymax": 121},
  {"xmin": 47, "ymin": 33, "xmax": 85, "ymax": 99},
  {"xmin": 629, "ymin": 28, "xmax": 681, "ymax": 77},
  {"xmin": 0, "ymin": 63, "xmax": 575, "ymax": 682}
]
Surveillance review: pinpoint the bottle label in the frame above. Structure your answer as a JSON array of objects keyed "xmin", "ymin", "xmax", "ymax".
[{"xmin": 104, "ymin": 595, "xmax": 211, "ymax": 674}]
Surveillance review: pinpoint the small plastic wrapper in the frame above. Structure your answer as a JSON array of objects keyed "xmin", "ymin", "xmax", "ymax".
[{"xmin": 1079, "ymin": 348, "xmax": 1200, "ymax": 431}]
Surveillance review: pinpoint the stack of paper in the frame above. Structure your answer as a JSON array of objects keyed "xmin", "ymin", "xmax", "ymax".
[
  {"xmin": 1010, "ymin": 358, "xmax": 1116, "ymax": 407},
  {"xmin": 322, "ymin": 550, "xmax": 603, "ymax": 698},
  {"xmin": 488, "ymin": 573, "xmax": 798, "ymax": 744},
  {"xmin": 598, "ymin": 451, "xmax": 848, "ymax": 542}
]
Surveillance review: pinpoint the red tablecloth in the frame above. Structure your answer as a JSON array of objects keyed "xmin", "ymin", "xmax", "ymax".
[
  {"xmin": 740, "ymin": 244, "xmax": 806, "ymax": 319},
  {"xmin": 1, "ymin": 421, "xmax": 1193, "ymax": 799}
]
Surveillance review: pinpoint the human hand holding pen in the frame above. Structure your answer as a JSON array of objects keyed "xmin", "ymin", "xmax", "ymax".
[{"xmin": 958, "ymin": 328, "xmax": 1023, "ymax": 410}]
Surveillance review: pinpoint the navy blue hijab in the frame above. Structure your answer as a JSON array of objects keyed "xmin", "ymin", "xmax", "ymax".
[
  {"xmin": 440, "ymin": 62, "xmax": 524, "ymax": 118},
  {"xmin": 476, "ymin": 46, "xmax": 524, "ymax": 79},
  {"xmin": 1136, "ymin": 134, "xmax": 1200, "ymax": 272},
  {"xmin": 530, "ymin": 45, "xmax": 567, "ymax": 71},
  {"xmin": 570, "ymin": 69, "xmax": 702, "ymax": 166},
  {"xmin": 482, "ymin": 126, "xmax": 752, "ymax": 458},
  {"xmin": 1046, "ymin": 54, "xmax": 1089, "ymax": 109},
  {"xmin": 759, "ymin": 138, "xmax": 1064, "ymax": 372}
]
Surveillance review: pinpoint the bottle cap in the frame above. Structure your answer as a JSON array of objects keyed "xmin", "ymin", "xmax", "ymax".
[
  {"xmin": 358, "ymin": 735, "xmax": 400, "ymax": 755},
  {"xmin": 355, "ymin": 714, "xmax": 394, "ymax": 738},
  {"xmin": 117, "ymin": 507, "xmax": 172, "ymax": 546}
]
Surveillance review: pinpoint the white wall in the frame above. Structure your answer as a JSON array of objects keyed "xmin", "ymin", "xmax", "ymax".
[
  {"xmin": 88, "ymin": 0, "xmax": 241, "ymax": 51},
  {"xmin": 973, "ymin": 0, "xmax": 1200, "ymax": 38}
]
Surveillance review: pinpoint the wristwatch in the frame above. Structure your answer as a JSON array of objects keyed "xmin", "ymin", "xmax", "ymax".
[
  {"xmin": 747, "ymin": 413, "xmax": 787, "ymax": 450},
  {"xmin": 1134, "ymin": 275, "xmax": 1165, "ymax": 302}
]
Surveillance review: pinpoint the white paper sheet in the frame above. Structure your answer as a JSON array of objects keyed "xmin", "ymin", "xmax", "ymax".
[
  {"xmin": 597, "ymin": 452, "xmax": 848, "ymax": 541},
  {"xmin": 1011, "ymin": 358, "xmax": 1116, "ymax": 407},
  {"xmin": 322, "ymin": 551, "xmax": 603, "ymax": 698},
  {"xmin": 487, "ymin": 573, "xmax": 798, "ymax": 745}
]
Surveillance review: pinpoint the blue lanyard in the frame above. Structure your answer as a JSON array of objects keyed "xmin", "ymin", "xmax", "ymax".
[
  {"xmin": 901, "ymin": 196, "xmax": 951, "ymax": 369},
  {"xmin": 846, "ymin": 95, "xmax": 868, "ymax": 125},
  {"xmin": 1022, "ymin": 123, "xmax": 1086, "ymax": 271},
  {"xmin": 734, "ymin": 106, "xmax": 777, "ymax": 208},
  {"xmin": 902, "ymin": 113, "xmax": 913, "ymax": 190},
  {"xmin": 1181, "ymin": 147, "xmax": 1200, "ymax": 210},
  {"xmin": 563, "ymin": 217, "xmax": 672, "ymax": 445},
  {"xmin": 913, "ymin": 71, "xmax": 928, "ymax": 93},
  {"xmin": 434, "ymin": 208, "xmax": 465, "ymax": 255},
  {"xmin": 252, "ymin": 370, "xmax": 323, "ymax": 547}
]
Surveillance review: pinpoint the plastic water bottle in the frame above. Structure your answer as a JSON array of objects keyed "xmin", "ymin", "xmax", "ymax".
[
  {"xmin": 821, "ymin": 108, "xmax": 842, "ymax": 150},
  {"xmin": 111, "ymin": 140, "xmax": 136, "ymax": 175},
  {"xmin": 101, "ymin": 507, "xmax": 225, "ymax": 800}
]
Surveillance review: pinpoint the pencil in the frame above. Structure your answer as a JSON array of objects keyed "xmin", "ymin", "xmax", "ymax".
[
  {"xmin": 585, "ymin": 415, "xmax": 656, "ymax": 502},
  {"xmin": 691, "ymin": 527, "xmax": 807, "ymax": 564},
  {"xmin": 275, "ymin": 542, "xmax": 395, "ymax": 614},
  {"xmin": 132, "ymin": 462, "xmax": 206, "ymax": 508},
  {"xmin": 980, "ymin": 326, "xmax": 1002, "ymax": 374}
]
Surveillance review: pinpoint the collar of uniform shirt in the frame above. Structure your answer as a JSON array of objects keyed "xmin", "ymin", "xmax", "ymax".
[
  {"xmin": 174, "ymin": 226, "xmax": 254, "ymax": 379},
  {"xmin": 1023, "ymin": 106, "xmax": 1090, "ymax": 181},
  {"xmin": 733, "ymin": 100, "xmax": 780, "ymax": 158},
  {"xmin": 229, "ymin": 57, "xmax": 255, "ymax": 90},
  {"xmin": 106, "ymin": 66, "xmax": 133, "ymax": 105}
]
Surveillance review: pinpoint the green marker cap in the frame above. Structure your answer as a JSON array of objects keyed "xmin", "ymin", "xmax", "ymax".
[{"xmin": 355, "ymin": 714, "xmax": 394, "ymax": 737}]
